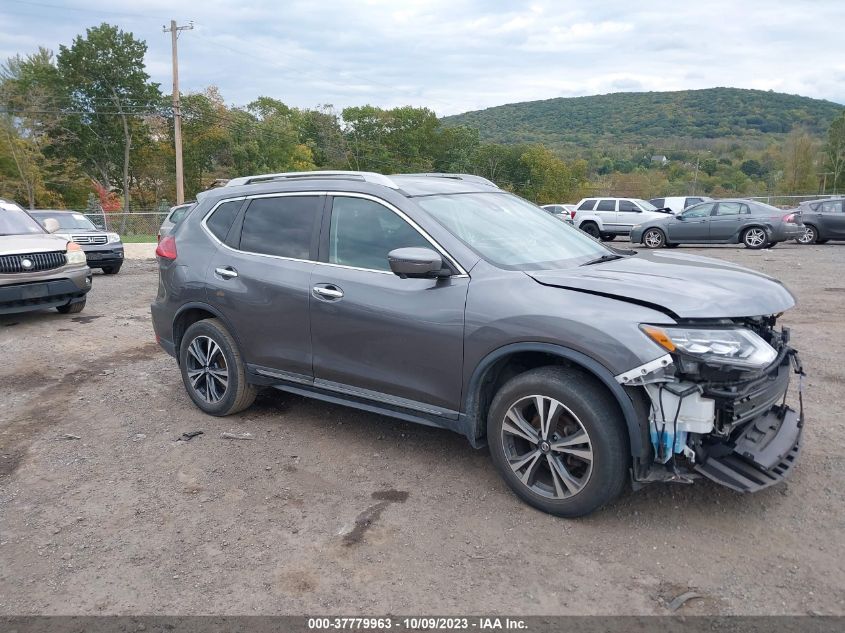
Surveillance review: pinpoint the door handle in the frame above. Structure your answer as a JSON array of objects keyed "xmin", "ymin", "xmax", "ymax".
[
  {"xmin": 312, "ymin": 284, "xmax": 343, "ymax": 300},
  {"xmin": 215, "ymin": 266, "xmax": 238, "ymax": 279}
]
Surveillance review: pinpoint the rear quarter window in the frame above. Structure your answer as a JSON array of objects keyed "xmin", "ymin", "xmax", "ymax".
[
  {"xmin": 577, "ymin": 199, "xmax": 597, "ymax": 211},
  {"xmin": 205, "ymin": 200, "xmax": 243, "ymax": 242}
]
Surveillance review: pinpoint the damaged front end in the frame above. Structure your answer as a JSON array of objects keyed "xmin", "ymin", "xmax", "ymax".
[{"xmin": 617, "ymin": 315, "xmax": 805, "ymax": 493}]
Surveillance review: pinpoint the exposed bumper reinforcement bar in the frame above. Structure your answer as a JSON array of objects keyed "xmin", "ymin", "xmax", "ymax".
[{"xmin": 694, "ymin": 405, "xmax": 801, "ymax": 493}]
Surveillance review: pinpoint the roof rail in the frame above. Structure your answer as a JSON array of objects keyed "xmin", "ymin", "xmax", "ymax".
[
  {"xmin": 223, "ymin": 170, "xmax": 399, "ymax": 189},
  {"xmin": 395, "ymin": 173, "xmax": 499, "ymax": 188}
]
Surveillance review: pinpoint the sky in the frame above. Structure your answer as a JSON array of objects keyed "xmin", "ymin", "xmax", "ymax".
[{"xmin": 1, "ymin": 0, "xmax": 844, "ymax": 116}]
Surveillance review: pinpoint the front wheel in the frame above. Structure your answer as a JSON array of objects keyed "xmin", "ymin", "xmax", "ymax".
[
  {"xmin": 487, "ymin": 366, "xmax": 629, "ymax": 518},
  {"xmin": 642, "ymin": 228, "xmax": 666, "ymax": 249},
  {"xmin": 179, "ymin": 318, "xmax": 257, "ymax": 416},
  {"xmin": 102, "ymin": 265, "xmax": 121, "ymax": 275},
  {"xmin": 742, "ymin": 227, "xmax": 768, "ymax": 249},
  {"xmin": 57, "ymin": 299, "xmax": 85, "ymax": 314}
]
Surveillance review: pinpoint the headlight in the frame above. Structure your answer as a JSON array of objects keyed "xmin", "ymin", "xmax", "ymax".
[
  {"xmin": 65, "ymin": 242, "xmax": 87, "ymax": 266},
  {"xmin": 107, "ymin": 232, "xmax": 121, "ymax": 243},
  {"xmin": 641, "ymin": 325, "xmax": 777, "ymax": 368}
]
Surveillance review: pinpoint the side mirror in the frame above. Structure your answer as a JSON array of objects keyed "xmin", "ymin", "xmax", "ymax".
[
  {"xmin": 676, "ymin": 215, "xmax": 685, "ymax": 221},
  {"xmin": 388, "ymin": 247, "xmax": 448, "ymax": 279},
  {"xmin": 43, "ymin": 218, "xmax": 60, "ymax": 233}
]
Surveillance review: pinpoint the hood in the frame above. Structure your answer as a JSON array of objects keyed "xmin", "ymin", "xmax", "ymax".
[
  {"xmin": 527, "ymin": 251, "xmax": 795, "ymax": 319},
  {"xmin": 0, "ymin": 233, "xmax": 69, "ymax": 256}
]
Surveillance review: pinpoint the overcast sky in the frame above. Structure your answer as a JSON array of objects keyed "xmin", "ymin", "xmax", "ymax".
[{"xmin": 2, "ymin": 0, "xmax": 844, "ymax": 115}]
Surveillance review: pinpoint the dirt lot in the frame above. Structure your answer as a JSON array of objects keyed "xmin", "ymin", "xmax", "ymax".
[{"xmin": 1, "ymin": 242, "xmax": 844, "ymax": 616}]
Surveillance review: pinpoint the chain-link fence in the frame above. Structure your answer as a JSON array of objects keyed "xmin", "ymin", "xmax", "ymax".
[
  {"xmin": 78, "ymin": 211, "xmax": 168, "ymax": 240},
  {"xmin": 746, "ymin": 194, "xmax": 842, "ymax": 208}
]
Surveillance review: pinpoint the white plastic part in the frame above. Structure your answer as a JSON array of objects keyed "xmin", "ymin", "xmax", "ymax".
[{"xmin": 645, "ymin": 383, "xmax": 715, "ymax": 433}]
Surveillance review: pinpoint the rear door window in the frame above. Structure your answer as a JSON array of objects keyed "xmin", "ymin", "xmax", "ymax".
[
  {"xmin": 239, "ymin": 196, "xmax": 321, "ymax": 260},
  {"xmin": 596, "ymin": 199, "xmax": 616, "ymax": 211},
  {"xmin": 577, "ymin": 199, "xmax": 597, "ymax": 211},
  {"xmin": 618, "ymin": 200, "xmax": 638, "ymax": 212},
  {"xmin": 714, "ymin": 202, "xmax": 742, "ymax": 216}
]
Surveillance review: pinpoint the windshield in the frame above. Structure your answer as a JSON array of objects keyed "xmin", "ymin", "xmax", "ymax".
[
  {"xmin": 31, "ymin": 211, "xmax": 97, "ymax": 230},
  {"xmin": 0, "ymin": 203, "xmax": 46, "ymax": 236},
  {"xmin": 635, "ymin": 199, "xmax": 658, "ymax": 211},
  {"xmin": 416, "ymin": 192, "xmax": 611, "ymax": 270}
]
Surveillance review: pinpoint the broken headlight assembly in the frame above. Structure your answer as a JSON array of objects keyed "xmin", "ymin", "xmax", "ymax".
[{"xmin": 640, "ymin": 325, "xmax": 777, "ymax": 370}]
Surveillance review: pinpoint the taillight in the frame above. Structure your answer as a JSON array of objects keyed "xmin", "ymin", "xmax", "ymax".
[
  {"xmin": 155, "ymin": 235, "xmax": 177, "ymax": 260},
  {"xmin": 570, "ymin": 210, "xmax": 577, "ymax": 219},
  {"xmin": 783, "ymin": 213, "xmax": 797, "ymax": 223}
]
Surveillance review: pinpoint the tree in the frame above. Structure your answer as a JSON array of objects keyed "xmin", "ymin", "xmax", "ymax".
[
  {"xmin": 55, "ymin": 23, "xmax": 161, "ymax": 211},
  {"xmin": 780, "ymin": 128, "xmax": 818, "ymax": 193},
  {"xmin": 824, "ymin": 111, "xmax": 845, "ymax": 193}
]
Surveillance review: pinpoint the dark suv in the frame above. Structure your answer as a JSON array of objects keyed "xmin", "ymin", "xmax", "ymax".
[{"xmin": 151, "ymin": 171, "xmax": 806, "ymax": 517}]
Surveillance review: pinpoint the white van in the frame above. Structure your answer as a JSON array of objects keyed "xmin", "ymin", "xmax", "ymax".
[
  {"xmin": 649, "ymin": 196, "xmax": 713, "ymax": 214},
  {"xmin": 572, "ymin": 197, "xmax": 673, "ymax": 240}
]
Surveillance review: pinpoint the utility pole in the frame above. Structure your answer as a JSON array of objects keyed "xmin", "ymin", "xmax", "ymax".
[{"xmin": 163, "ymin": 20, "xmax": 193, "ymax": 204}]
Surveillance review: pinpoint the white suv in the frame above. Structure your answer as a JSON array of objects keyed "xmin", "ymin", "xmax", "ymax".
[
  {"xmin": 649, "ymin": 196, "xmax": 713, "ymax": 214},
  {"xmin": 572, "ymin": 197, "xmax": 671, "ymax": 240}
]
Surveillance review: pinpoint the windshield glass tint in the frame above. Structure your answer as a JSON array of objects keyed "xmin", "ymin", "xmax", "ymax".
[
  {"xmin": 0, "ymin": 205, "xmax": 45, "ymax": 235},
  {"xmin": 416, "ymin": 192, "xmax": 610, "ymax": 270},
  {"xmin": 32, "ymin": 212, "xmax": 96, "ymax": 230}
]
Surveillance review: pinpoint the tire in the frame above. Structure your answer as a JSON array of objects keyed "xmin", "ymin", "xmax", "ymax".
[
  {"xmin": 57, "ymin": 299, "xmax": 85, "ymax": 314},
  {"xmin": 179, "ymin": 318, "xmax": 257, "ymax": 416},
  {"xmin": 580, "ymin": 222, "xmax": 600, "ymax": 239},
  {"xmin": 599, "ymin": 234, "xmax": 616, "ymax": 242},
  {"xmin": 742, "ymin": 226, "xmax": 768, "ymax": 249},
  {"xmin": 795, "ymin": 224, "xmax": 817, "ymax": 245},
  {"xmin": 102, "ymin": 265, "xmax": 121, "ymax": 275},
  {"xmin": 642, "ymin": 227, "xmax": 666, "ymax": 249},
  {"xmin": 487, "ymin": 366, "xmax": 629, "ymax": 518}
]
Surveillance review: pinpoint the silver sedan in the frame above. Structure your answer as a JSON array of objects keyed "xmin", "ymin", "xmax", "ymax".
[{"xmin": 629, "ymin": 199, "xmax": 805, "ymax": 249}]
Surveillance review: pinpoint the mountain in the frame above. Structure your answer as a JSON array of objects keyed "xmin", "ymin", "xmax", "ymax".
[{"xmin": 442, "ymin": 88, "xmax": 844, "ymax": 150}]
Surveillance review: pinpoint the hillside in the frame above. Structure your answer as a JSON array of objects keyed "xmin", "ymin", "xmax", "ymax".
[{"xmin": 443, "ymin": 88, "xmax": 844, "ymax": 150}]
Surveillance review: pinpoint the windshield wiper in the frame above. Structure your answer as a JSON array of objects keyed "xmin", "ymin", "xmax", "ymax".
[{"xmin": 580, "ymin": 254, "xmax": 625, "ymax": 266}]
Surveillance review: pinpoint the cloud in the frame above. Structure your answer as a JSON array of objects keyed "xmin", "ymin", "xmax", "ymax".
[{"xmin": 1, "ymin": 0, "xmax": 843, "ymax": 115}]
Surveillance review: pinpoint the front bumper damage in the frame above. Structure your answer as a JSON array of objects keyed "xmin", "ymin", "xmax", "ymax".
[{"xmin": 617, "ymin": 325, "xmax": 805, "ymax": 493}]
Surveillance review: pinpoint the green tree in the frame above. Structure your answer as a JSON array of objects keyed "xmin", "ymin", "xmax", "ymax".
[
  {"xmin": 780, "ymin": 128, "xmax": 817, "ymax": 193},
  {"xmin": 824, "ymin": 111, "xmax": 845, "ymax": 193},
  {"xmin": 55, "ymin": 23, "xmax": 161, "ymax": 211}
]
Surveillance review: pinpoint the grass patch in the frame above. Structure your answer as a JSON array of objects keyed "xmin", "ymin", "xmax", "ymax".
[{"xmin": 121, "ymin": 234, "xmax": 157, "ymax": 243}]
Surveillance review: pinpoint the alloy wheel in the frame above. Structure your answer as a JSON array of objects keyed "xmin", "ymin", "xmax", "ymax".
[
  {"xmin": 744, "ymin": 227, "xmax": 767, "ymax": 248},
  {"xmin": 643, "ymin": 229, "xmax": 665, "ymax": 248},
  {"xmin": 185, "ymin": 335, "xmax": 229, "ymax": 404},
  {"xmin": 798, "ymin": 226, "xmax": 816, "ymax": 244},
  {"xmin": 500, "ymin": 395, "xmax": 593, "ymax": 499}
]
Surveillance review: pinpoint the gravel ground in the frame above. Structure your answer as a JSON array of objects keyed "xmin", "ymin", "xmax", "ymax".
[{"xmin": 1, "ymin": 241, "xmax": 843, "ymax": 616}]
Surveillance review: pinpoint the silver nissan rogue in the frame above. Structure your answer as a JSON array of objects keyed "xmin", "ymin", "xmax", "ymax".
[{"xmin": 151, "ymin": 172, "xmax": 805, "ymax": 517}]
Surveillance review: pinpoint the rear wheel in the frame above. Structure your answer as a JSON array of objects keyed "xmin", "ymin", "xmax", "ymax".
[
  {"xmin": 796, "ymin": 225, "xmax": 817, "ymax": 244},
  {"xmin": 599, "ymin": 234, "xmax": 616, "ymax": 241},
  {"xmin": 487, "ymin": 366, "xmax": 628, "ymax": 518},
  {"xmin": 742, "ymin": 227, "xmax": 768, "ymax": 249},
  {"xmin": 580, "ymin": 222, "xmax": 600, "ymax": 239},
  {"xmin": 642, "ymin": 227, "xmax": 666, "ymax": 249},
  {"xmin": 102, "ymin": 265, "xmax": 121, "ymax": 275},
  {"xmin": 57, "ymin": 299, "xmax": 85, "ymax": 314},
  {"xmin": 179, "ymin": 318, "xmax": 257, "ymax": 416}
]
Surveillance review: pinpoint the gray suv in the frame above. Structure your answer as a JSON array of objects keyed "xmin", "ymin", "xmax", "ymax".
[{"xmin": 151, "ymin": 172, "xmax": 806, "ymax": 517}]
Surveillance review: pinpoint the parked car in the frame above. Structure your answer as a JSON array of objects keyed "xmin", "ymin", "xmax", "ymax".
[
  {"xmin": 793, "ymin": 197, "xmax": 845, "ymax": 244},
  {"xmin": 151, "ymin": 171, "xmax": 805, "ymax": 517},
  {"xmin": 630, "ymin": 199, "xmax": 804, "ymax": 249},
  {"xmin": 30, "ymin": 210, "xmax": 124, "ymax": 274},
  {"xmin": 649, "ymin": 196, "xmax": 713, "ymax": 214},
  {"xmin": 0, "ymin": 199, "xmax": 92, "ymax": 315},
  {"xmin": 572, "ymin": 197, "xmax": 672, "ymax": 240},
  {"xmin": 540, "ymin": 204, "xmax": 575, "ymax": 225},
  {"xmin": 158, "ymin": 202, "xmax": 196, "ymax": 242}
]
